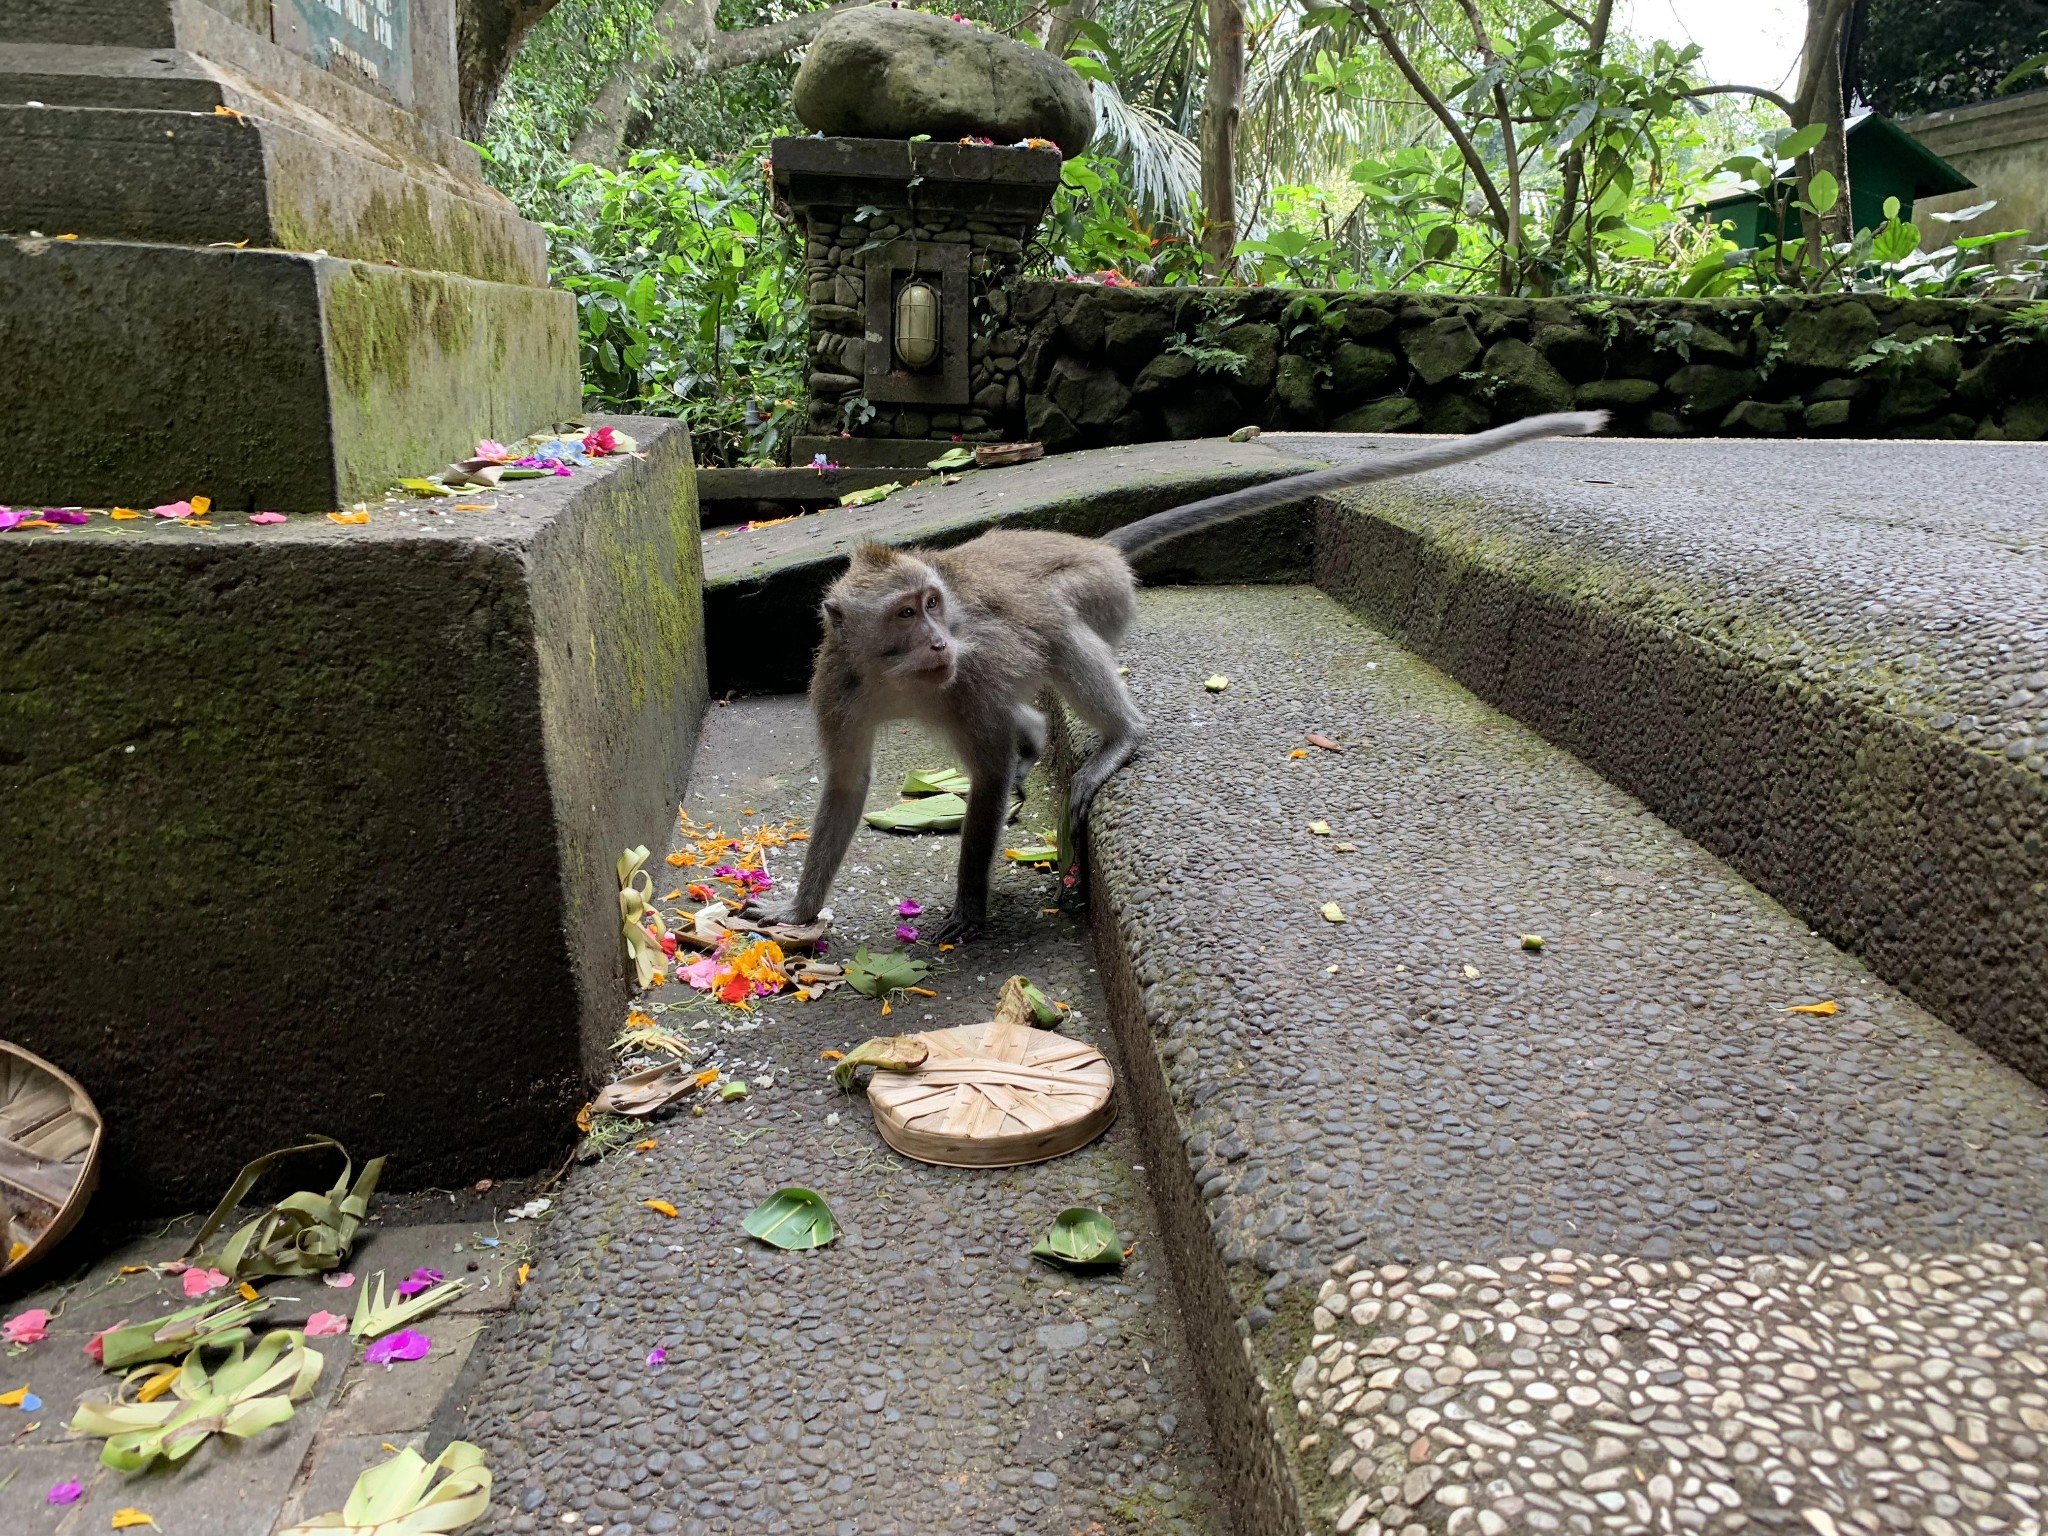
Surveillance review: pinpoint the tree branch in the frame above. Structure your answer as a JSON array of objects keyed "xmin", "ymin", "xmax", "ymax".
[
  {"xmin": 571, "ymin": 0, "xmax": 883, "ymax": 165},
  {"xmin": 1681, "ymin": 82, "xmax": 1796, "ymax": 116},
  {"xmin": 1547, "ymin": 0, "xmax": 1612, "ymax": 288},
  {"xmin": 1356, "ymin": 5, "xmax": 1516, "ymax": 246}
]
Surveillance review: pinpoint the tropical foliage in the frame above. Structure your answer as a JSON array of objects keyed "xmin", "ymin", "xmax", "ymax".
[{"xmin": 479, "ymin": 0, "xmax": 2043, "ymax": 460}]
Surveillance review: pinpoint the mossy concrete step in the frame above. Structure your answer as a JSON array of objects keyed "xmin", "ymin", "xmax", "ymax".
[
  {"xmin": 0, "ymin": 416, "xmax": 703, "ymax": 1210},
  {"xmin": 1056, "ymin": 584, "xmax": 2048, "ymax": 1536},
  {"xmin": 700, "ymin": 436, "xmax": 1334, "ymax": 694},
  {"xmin": 1304, "ymin": 432, "xmax": 2048, "ymax": 1090}
]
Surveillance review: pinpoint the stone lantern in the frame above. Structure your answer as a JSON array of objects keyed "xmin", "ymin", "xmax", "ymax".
[{"xmin": 771, "ymin": 9, "xmax": 1094, "ymax": 468}]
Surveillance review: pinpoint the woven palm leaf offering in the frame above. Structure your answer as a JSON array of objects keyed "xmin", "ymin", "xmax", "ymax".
[
  {"xmin": 859, "ymin": 979, "xmax": 1114, "ymax": 1168},
  {"xmin": 0, "ymin": 1041, "xmax": 103, "ymax": 1278}
]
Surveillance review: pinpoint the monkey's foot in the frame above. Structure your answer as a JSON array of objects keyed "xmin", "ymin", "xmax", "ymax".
[{"xmin": 929, "ymin": 907, "xmax": 983, "ymax": 946}]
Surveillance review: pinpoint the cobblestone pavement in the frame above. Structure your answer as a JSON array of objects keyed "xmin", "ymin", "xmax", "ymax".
[
  {"xmin": 459, "ymin": 699, "xmax": 1221, "ymax": 1536},
  {"xmin": 1079, "ymin": 586, "xmax": 2048, "ymax": 1536}
]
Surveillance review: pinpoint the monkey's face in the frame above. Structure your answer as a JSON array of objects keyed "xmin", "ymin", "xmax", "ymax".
[{"xmin": 876, "ymin": 583, "xmax": 958, "ymax": 684}]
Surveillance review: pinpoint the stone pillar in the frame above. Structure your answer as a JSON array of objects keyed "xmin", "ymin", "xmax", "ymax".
[
  {"xmin": 0, "ymin": 0, "xmax": 581, "ymax": 510},
  {"xmin": 771, "ymin": 137, "xmax": 1062, "ymax": 468}
]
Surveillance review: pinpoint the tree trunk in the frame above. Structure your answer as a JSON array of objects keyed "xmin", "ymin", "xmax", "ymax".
[
  {"xmin": 457, "ymin": 0, "xmax": 565, "ymax": 140},
  {"xmin": 1796, "ymin": 0, "xmax": 1856, "ymax": 252},
  {"xmin": 1199, "ymin": 0, "xmax": 1245, "ymax": 271},
  {"xmin": 1044, "ymin": 0, "xmax": 1101, "ymax": 61}
]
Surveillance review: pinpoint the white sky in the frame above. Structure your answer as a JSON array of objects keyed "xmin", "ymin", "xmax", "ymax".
[{"xmin": 1616, "ymin": 0, "xmax": 1808, "ymax": 91}]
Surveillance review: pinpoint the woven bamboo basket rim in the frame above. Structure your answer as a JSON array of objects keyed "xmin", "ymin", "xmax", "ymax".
[
  {"xmin": 0, "ymin": 1040, "xmax": 103, "ymax": 1278},
  {"xmin": 866, "ymin": 1020, "xmax": 1115, "ymax": 1168}
]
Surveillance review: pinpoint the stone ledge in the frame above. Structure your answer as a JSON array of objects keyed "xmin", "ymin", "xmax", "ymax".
[
  {"xmin": 1054, "ymin": 584, "xmax": 2048, "ymax": 1536},
  {"xmin": 0, "ymin": 416, "xmax": 705, "ymax": 1210},
  {"xmin": 1310, "ymin": 433, "xmax": 2048, "ymax": 1088}
]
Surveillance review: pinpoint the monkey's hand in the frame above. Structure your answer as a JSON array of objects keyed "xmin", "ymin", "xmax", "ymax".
[
  {"xmin": 740, "ymin": 898, "xmax": 823, "ymax": 930},
  {"xmin": 928, "ymin": 904, "xmax": 984, "ymax": 946}
]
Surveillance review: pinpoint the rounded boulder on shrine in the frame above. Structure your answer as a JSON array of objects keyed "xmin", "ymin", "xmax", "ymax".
[{"xmin": 792, "ymin": 8, "xmax": 1097, "ymax": 157}]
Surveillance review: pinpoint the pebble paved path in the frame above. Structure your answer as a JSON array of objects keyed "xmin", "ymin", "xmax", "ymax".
[
  {"xmin": 460, "ymin": 700, "xmax": 1220, "ymax": 1536},
  {"xmin": 1078, "ymin": 586, "xmax": 2048, "ymax": 1536}
]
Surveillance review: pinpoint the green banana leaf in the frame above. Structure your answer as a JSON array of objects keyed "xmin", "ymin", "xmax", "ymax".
[
  {"xmin": 901, "ymin": 766, "xmax": 972, "ymax": 797},
  {"xmin": 100, "ymin": 1293, "xmax": 272, "ymax": 1371},
  {"xmin": 839, "ymin": 482, "xmax": 903, "ymax": 507},
  {"xmin": 182, "ymin": 1137, "xmax": 385, "ymax": 1281},
  {"xmin": 1031, "ymin": 1208, "xmax": 1123, "ymax": 1270},
  {"xmin": 864, "ymin": 793, "xmax": 965, "ymax": 832},
  {"xmin": 69, "ymin": 1329, "xmax": 324, "ymax": 1471},
  {"xmin": 279, "ymin": 1440, "xmax": 492, "ymax": 1535},
  {"xmin": 351, "ymin": 1270, "xmax": 469, "ymax": 1342},
  {"xmin": 925, "ymin": 447, "xmax": 975, "ymax": 470},
  {"xmin": 842, "ymin": 947, "xmax": 930, "ymax": 999},
  {"xmin": 742, "ymin": 1188, "xmax": 837, "ymax": 1250}
]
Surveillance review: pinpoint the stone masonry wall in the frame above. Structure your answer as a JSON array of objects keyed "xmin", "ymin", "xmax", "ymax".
[
  {"xmin": 801, "ymin": 208, "xmax": 1032, "ymax": 442},
  {"xmin": 1014, "ymin": 284, "xmax": 2048, "ymax": 448}
]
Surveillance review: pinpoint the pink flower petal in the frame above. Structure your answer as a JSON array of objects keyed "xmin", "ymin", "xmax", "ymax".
[
  {"xmin": 249, "ymin": 512, "xmax": 287, "ymax": 525},
  {"xmin": 322, "ymin": 1272, "xmax": 356, "ymax": 1289},
  {"xmin": 364, "ymin": 1329, "xmax": 432, "ymax": 1365},
  {"xmin": 47, "ymin": 1478, "xmax": 84, "ymax": 1506},
  {"xmin": 85, "ymin": 1324, "xmax": 121, "ymax": 1363},
  {"xmin": 151, "ymin": 501, "xmax": 193, "ymax": 520},
  {"xmin": 303, "ymin": 1311, "xmax": 349, "ymax": 1337},
  {"xmin": 646, "ymin": 1347, "xmax": 668, "ymax": 1369},
  {"xmin": 895, "ymin": 924, "xmax": 919, "ymax": 943},
  {"xmin": 896, "ymin": 899, "xmax": 922, "ymax": 917},
  {"xmin": 182, "ymin": 1267, "xmax": 229, "ymax": 1298},
  {"xmin": 3, "ymin": 1308, "xmax": 50, "ymax": 1344}
]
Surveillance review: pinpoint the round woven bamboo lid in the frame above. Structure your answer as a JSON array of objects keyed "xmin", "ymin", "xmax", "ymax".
[{"xmin": 865, "ymin": 1021, "xmax": 1115, "ymax": 1168}]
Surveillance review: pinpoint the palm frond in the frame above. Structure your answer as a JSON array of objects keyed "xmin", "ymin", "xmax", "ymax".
[{"xmin": 1090, "ymin": 79, "xmax": 1202, "ymax": 213}]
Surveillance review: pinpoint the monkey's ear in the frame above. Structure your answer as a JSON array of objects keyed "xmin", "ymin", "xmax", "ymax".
[{"xmin": 822, "ymin": 598, "xmax": 844, "ymax": 630}]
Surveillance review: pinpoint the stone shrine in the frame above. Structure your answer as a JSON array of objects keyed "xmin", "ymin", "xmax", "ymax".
[{"xmin": 773, "ymin": 8, "xmax": 1092, "ymax": 468}]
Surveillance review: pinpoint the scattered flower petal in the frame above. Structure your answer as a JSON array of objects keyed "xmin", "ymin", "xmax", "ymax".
[
  {"xmin": 895, "ymin": 899, "xmax": 922, "ymax": 917},
  {"xmin": 111, "ymin": 1508, "xmax": 157, "ymax": 1528},
  {"xmin": 644, "ymin": 1199, "xmax": 678, "ymax": 1218},
  {"xmin": 249, "ymin": 512, "xmax": 287, "ymax": 524},
  {"xmin": 394, "ymin": 1267, "xmax": 444, "ymax": 1298},
  {"xmin": 47, "ymin": 1478, "xmax": 83, "ymax": 1505},
  {"xmin": 1320, "ymin": 902, "xmax": 1347, "ymax": 924},
  {"xmin": 1786, "ymin": 1000, "xmax": 1838, "ymax": 1015},
  {"xmin": 322, "ymin": 1271, "xmax": 357, "ymax": 1289},
  {"xmin": 1204, "ymin": 674, "xmax": 1230, "ymax": 692},
  {"xmin": 0, "ymin": 1385, "xmax": 27, "ymax": 1405},
  {"xmin": 4, "ymin": 1309, "xmax": 51, "ymax": 1344},
  {"xmin": 304, "ymin": 1311, "xmax": 349, "ymax": 1337},
  {"xmin": 364, "ymin": 1329, "xmax": 432, "ymax": 1366},
  {"xmin": 646, "ymin": 1347, "xmax": 668, "ymax": 1369},
  {"xmin": 895, "ymin": 924, "xmax": 919, "ymax": 943},
  {"xmin": 181, "ymin": 1267, "xmax": 229, "ymax": 1298},
  {"xmin": 151, "ymin": 501, "xmax": 193, "ymax": 519}
]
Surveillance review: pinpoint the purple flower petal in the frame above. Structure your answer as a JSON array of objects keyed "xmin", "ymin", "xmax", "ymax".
[
  {"xmin": 365, "ymin": 1329, "xmax": 432, "ymax": 1365},
  {"xmin": 895, "ymin": 924, "xmax": 919, "ymax": 943},
  {"xmin": 646, "ymin": 1347, "xmax": 668, "ymax": 1369},
  {"xmin": 896, "ymin": 900, "xmax": 922, "ymax": 917},
  {"xmin": 44, "ymin": 509, "xmax": 90, "ymax": 524},
  {"xmin": 47, "ymin": 1478, "xmax": 83, "ymax": 1506}
]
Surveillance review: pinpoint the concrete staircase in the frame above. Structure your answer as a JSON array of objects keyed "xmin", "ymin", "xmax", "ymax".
[{"xmin": 467, "ymin": 432, "xmax": 2047, "ymax": 1536}]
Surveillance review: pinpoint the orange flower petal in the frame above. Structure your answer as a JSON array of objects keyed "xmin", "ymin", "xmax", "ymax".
[{"xmin": 644, "ymin": 1199, "xmax": 678, "ymax": 1218}]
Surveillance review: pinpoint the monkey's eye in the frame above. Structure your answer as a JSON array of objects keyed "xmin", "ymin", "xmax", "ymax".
[
  {"xmin": 896, "ymin": 606, "xmax": 915, "ymax": 619},
  {"xmin": 925, "ymin": 593, "xmax": 940, "ymax": 611}
]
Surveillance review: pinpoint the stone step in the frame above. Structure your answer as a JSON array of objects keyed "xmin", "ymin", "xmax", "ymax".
[
  {"xmin": 1058, "ymin": 584, "xmax": 2048, "ymax": 1536},
  {"xmin": 1295, "ymin": 431, "xmax": 2048, "ymax": 1090},
  {"xmin": 456, "ymin": 699, "xmax": 1223, "ymax": 1535}
]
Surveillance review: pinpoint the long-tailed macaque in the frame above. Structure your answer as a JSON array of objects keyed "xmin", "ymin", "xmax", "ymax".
[{"xmin": 770, "ymin": 412, "xmax": 1606, "ymax": 943}]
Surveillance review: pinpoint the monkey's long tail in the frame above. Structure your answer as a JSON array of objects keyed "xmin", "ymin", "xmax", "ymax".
[{"xmin": 1101, "ymin": 410, "xmax": 1608, "ymax": 561}]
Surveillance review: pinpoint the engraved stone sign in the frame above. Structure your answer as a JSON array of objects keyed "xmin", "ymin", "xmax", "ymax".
[{"xmin": 274, "ymin": 0, "xmax": 414, "ymax": 104}]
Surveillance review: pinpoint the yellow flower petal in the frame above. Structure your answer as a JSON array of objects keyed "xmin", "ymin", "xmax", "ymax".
[
  {"xmin": 190, "ymin": 495, "xmax": 212, "ymax": 516},
  {"xmin": 1786, "ymin": 1000, "xmax": 1838, "ymax": 1015},
  {"xmin": 1308, "ymin": 820, "xmax": 1332, "ymax": 835},
  {"xmin": 644, "ymin": 1199, "xmax": 678, "ymax": 1218},
  {"xmin": 1320, "ymin": 902, "xmax": 1346, "ymax": 923},
  {"xmin": 112, "ymin": 1511, "xmax": 158, "ymax": 1530},
  {"xmin": 238, "ymin": 1281, "xmax": 259, "ymax": 1301},
  {"xmin": 0, "ymin": 1385, "xmax": 27, "ymax": 1406},
  {"xmin": 110, "ymin": 507, "xmax": 140, "ymax": 520}
]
